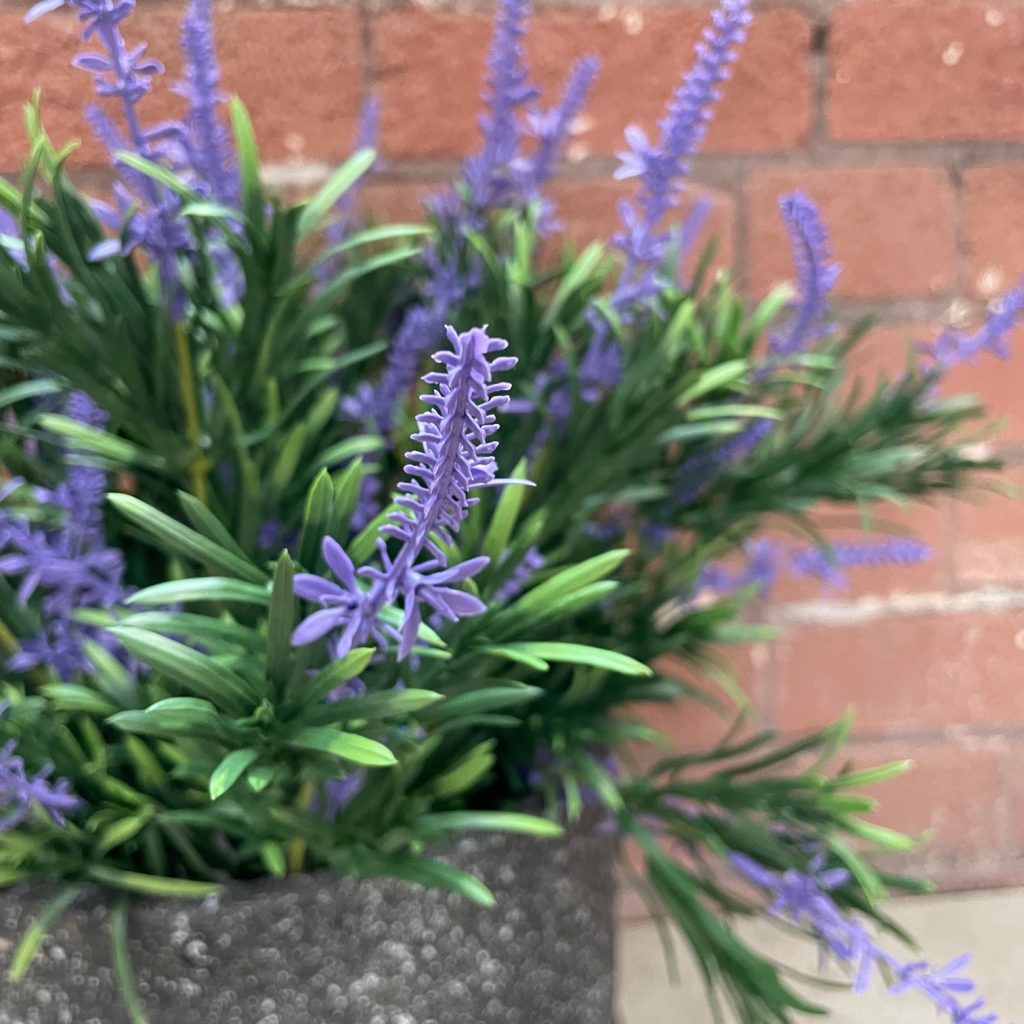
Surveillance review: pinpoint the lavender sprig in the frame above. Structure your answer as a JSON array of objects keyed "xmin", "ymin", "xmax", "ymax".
[
  {"xmin": 519, "ymin": 55, "xmax": 600, "ymax": 221},
  {"xmin": 925, "ymin": 280, "xmax": 1024, "ymax": 370},
  {"xmin": 0, "ymin": 393, "xmax": 128, "ymax": 680},
  {"xmin": 0, "ymin": 739, "xmax": 81, "ymax": 832},
  {"xmin": 178, "ymin": 0, "xmax": 238, "ymax": 207},
  {"xmin": 769, "ymin": 192, "xmax": 841, "ymax": 360},
  {"xmin": 27, "ymin": 0, "xmax": 189, "ymax": 295},
  {"xmin": 463, "ymin": 0, "xmax": 539, "ymax": 214},
  {"xmin": 295, "ymin": 326, "xmax": 522, "ymax": 661},
  {"xmin": 731, "ymin": 853, "xmax": 1002, "ymax": 1023},
  {"xmin": 791, "ymin": 537, "xmax": 932, "ymax": 589}
]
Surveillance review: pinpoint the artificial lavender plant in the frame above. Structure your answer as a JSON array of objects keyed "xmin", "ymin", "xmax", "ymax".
[{"xmin": 0, "ymin": 0, "xmax": 1019, "ymax": 1020}]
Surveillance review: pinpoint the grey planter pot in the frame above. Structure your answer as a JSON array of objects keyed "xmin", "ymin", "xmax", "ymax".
[{"xmin": 0, "ymin": 826, "xmax": 615, "ymax": 1024}]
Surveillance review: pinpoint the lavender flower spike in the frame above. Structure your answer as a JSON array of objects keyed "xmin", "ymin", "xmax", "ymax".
[
  {"xmin": 769, "ymin": 192, "xmax": 841, "ymax": 359},
  {"xmin": 463, "ymin": 0, "xmax": 540, "ymax": 212},
  {"xmin": 178, "ymin": 0, "xmax": 238, "ymax": 206},
  {"xmin": 611, "ymin": 0, "xmax": 752, "ymax": 312},
  {"xmin": 521, "ymin": 56, "xmax": 600, "ymax": 203},
  {"xmin": 925, "ymin": 278, "xmax": 1024, "ymax": 370},
  {"xmin": 0, "ymin": 705, "xmax": 81, "ymax": 832},
  {"xmin": 295, "ymin": 326, "xmax": 524, "ymax": 661},
  {"xmin": 791, "ymin": 536, "xmax": 932, "ymax": 589},
  {"xmin": 730, "ymin": 853, "xmax": 1003, "ymax": 1023}
]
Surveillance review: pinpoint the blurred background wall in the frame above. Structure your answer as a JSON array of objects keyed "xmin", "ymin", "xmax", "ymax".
[{"xmin": 2, "ymin": 0, "xmax": 1024, "ymax": 895}]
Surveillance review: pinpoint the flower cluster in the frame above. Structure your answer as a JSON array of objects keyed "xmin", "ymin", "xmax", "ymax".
[
  {"xmin": 295, "ymin": 326, "xmax": 521, "ymax": 660},
  {"xmin": 0, "ymin": 394, "xmax": 128, "ymax": 680},
  {"xmin": 731, "ymin": 853, "xmax": 1000, "ymax": 1024}
]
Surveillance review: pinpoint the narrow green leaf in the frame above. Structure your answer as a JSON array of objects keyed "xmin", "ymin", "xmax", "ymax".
[
  {"xmin": 96, "ymin": 813, "xmax": 153, "ymax": 856},
  {"xmin": 417, "ymin": 811, "xmax": 564, "ymax": 838},
  {"xmin": 288, "ymin": 727, "xmax": 397, "ymax": 767},
  {"xmin": 111, "ymin": 900, "xmax": 150, "ymax": 1024},
  {"xmin": 298, "ymin": 470, "xmax": 334, "ymax": 567},
  {"xmin": 299, "ymin": 648, "xmax": 376, "ymax": 706},
  {"xmin": 230, "ymin": 98, "xmax": 264, "ymax": 227},
  {"xmin": 493, "ymin": 642, "xmax": 652, "ymax": 678},
  {"xmin": 39, "ymin": 684, "xmax": 116, "ymax": 716},
  {"xmin": 210, "ymin": 748, "xmax": 260, "ymax": 800},
  {"xmin": 266, "ymin": 552, "xmax": 295, "ymax": 693},
  {"xmin": 259, "ymin": 841, "xmax": 288, "ymax": 878},
  {"xmin": 177, "ymin": 492, "xmax": 250, "ymax": 562},
  {"xmin": 108, "ymin": 626, "xmax": 258, "ymax": 715},
  {"xmin": 89, "ymin": 865, "xmax": 220, "ymax": 899},
  {"xmin": 125, "ymin": 577, "xmax": 270, "ymax": 607},
  {"xmin": 109, "ymin": 494, "xmax": 266, "ymax": 584},
  {"xmin": 481, "ymin": 457, "xmax": 530, "ymax": 564},
  {"xmin": 372, "ymin": 857, "xmax": 495, "ymax": 907},
  {"xmin": 297, "ymin": 148, "xmax": 376, "ymax": 240},
  {"xmin": 419, "ymin": 685, "xmax": 544, "ymax": 722},
  {"xmin": 9, "ymin": 887, "xmax": 82, "ymax": 982}
]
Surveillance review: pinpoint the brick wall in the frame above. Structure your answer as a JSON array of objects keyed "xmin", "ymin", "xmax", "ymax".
[{"xmin": 3, "ymin": 0, "xmax": 1024, "ymax": 890}]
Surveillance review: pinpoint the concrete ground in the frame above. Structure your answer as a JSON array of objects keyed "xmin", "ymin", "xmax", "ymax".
[{"xmin": 616, "ymin": 888, "xmax": 1024, "ymax": 1023}]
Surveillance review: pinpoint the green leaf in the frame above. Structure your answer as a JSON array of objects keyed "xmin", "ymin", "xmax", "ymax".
[
  {"xmin": 230, "ymin": 98, "xmax": 264, "ymax": 227},
  {"xmin": 37, "ymin": 415, "xmax": 164, "ymax": 470},
  {"xmin": 177, "ymin": 492, "xmax": 250, "ymax": 562},
  {"xmin": 288, "ymin": 727, "xmax": 397, "ymax": 767},
  {"xmin": 109, "ymin": 494, "xmax": 267, "ymax": 584},
  {"xmin": 96, "ymin": 812, "xmax": 153, "ymax": 856},
  {"xmin": 259, "ymin": 841, "xmax": 288, "ymax": 878},
  {"xmin": 39, "ymin": 684, "xmax": 116, "ymax": 716},
  {"xmin": 481, "ymin": 457, "xmax": 530, "ymax": 564},
  {"xmin": 508, "ymin": 550, "xmax": 628, "ymax": 615},
  {"xmin": 210, "ymin": 748, "xmax": 260, "ymax": 800},
  {"xmin": 111, "ymin": 900, "xmax": 150, "ymax": 1024},
  {"xmin": 491, "ymin": 642, "xmax": 652, "ymax": 678},
  {"xmin": 108, "ymin": 627, "xmax": 259, "ymax": 715},
  {"xmin": 9, "ymin": 887, "xmax": 82, "ymax": 982},
  {"xmin": 83, "ymin": 640, "xmax": 138, "ymax": 708},
  {"xmin": 298, "ymin": 470, "xmax": 334, "ymax": 567},
  {"xmin": 360, "ymin": 854, "xmax": 495, "ymax": 907},
  {"xmin": 313, "ymin": 436, "xmax": 385, "ymax": 471},
  {"xmin": 298, "ymin": 647, "xmax": 376, "ymax": 706},
  {"xmin": 676, "ymin": 359, "xmax": 749, "ymax": 406},
  {"xmin": 125, "ymin": 577, "xmax": 270, "ymax": 607},
  {"xmin": 89, "ymin": 865, "xmax": 220, "ymax": 899},
  {"xmin": 419, "ymin": 685, "xmax": 544, "ymax": 722},
  {"xmin": 0, "ymin": 378, "xmax": 61, "ymax": 410},
  {"xmin": 309, "ymin": 688, "xmax": 443, "ymax": 724},
  {"xmin": 297, "ymin": 147, "xmax": 377, "ymax": 240},
  {"xmin": 266, "ymin": 552, "xmax": 295, "ymax": 694},
  {"xmin": 416, "ymin": 811, "xmax": 564, "ymax": 838}
]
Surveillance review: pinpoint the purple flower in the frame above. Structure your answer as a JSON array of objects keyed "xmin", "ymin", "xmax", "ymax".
[
  {"xmin": 518, "ymin": 55, "xmax": 600, "ymax": 225},
  {"xmin": 730, "ymin": 853, "xmax": 1002, "ymax": 1022},
  {"xmin": 463, "ymin": 0, "xmax": 540, "ymax": 213},
  {"xmin": 296, "ymin": 326, "xmax": 523, "ymax": 661},
  {"xmin": 0, "ymin": 208, "xmax": 27, "ymax": 269},
  {"xmin": 0, "ymin": 728, "xmax": 81, "ymax": 832},
  {"xmin": 609, "ymin": 0, "xmax": 752, "ymax": 315},
  {"xmin": 178, "ymin": 0, "xmax": 238, "ymax": 206},
  {"xmin": 791, "ymin": 537, "xmax": 932, "ymax": 589},
  {"xmin": 0, "ymin": 392, "xmax": 129, "ymax": 680},
  {"xmin": 28, "ymin": 0, "xmax": 190, "ymax": 301},
  {"xmin": 768, "ymin": 193, "xmax": 841, "ymax": 360},
  {"xmin": 925, "ymin": 280, "xmax": 1024, "ymax": 370},
  {"xmin": 697, "ymin": 538, "xmax": 780, "ymax": 597}
]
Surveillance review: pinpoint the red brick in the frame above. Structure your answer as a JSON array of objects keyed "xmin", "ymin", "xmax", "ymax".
[
  {"xmin": 830, "ymin": 2, "xmax": 1024, "ymax": 144},
  {"xmin": 746, "ymin": 167, "xmax": 956, "ymax": 302},
  {"xmin": 773, "ymin": 609, "xmax": 1024, "ymax": 734},
  {"xmin": 846, "ymin": 736, "xmax": 1009, "ymax": 856},
  {"xmin": 546, "ymin": 179, "xmax": 736, "ymax": 281},
  {"xmin": 375, "ymin": 7, "xmax": 812, "ymax": 161},
  {"xmin": 963, "ymin": 165, "xmax": 1024, "ymax": 301},
  {"xmin": 952, "ymin": 463, "xmax": 1024, "ymax": 588},
  {"xmin": 0, "ymin": 8, "xmax": 362, "ymax": 171}
]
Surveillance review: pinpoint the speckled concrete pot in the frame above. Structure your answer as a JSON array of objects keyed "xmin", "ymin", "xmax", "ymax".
[{"xmin": 0, "ymin": 825, "xmax": 615, "ymax": 1024}]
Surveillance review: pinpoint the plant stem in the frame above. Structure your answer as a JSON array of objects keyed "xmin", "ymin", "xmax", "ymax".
[{"xmin": 287, "ymin": 780, "xmax": 316, "ymax": 873}]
